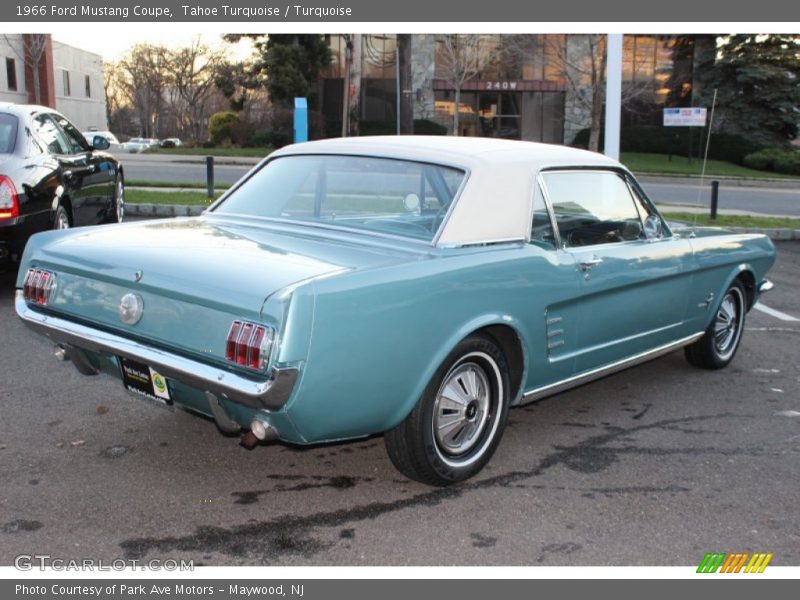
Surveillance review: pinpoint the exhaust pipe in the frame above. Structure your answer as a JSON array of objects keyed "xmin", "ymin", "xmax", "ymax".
[
  {"xmin": 240, "ymin": 418, "xmax": 278, "ymax": 450},
  {"xmin": 53, "ymin": 344, "xmax": 99, "ymax": 375}
]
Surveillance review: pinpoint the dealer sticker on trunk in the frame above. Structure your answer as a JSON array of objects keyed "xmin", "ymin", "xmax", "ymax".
[{"xmin": 119, "ymin": 358, "xmax": 172, "ymax": 405}]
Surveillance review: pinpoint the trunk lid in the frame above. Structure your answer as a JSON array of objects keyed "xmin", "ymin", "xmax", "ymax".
[{"xmin": 30, "ymin": 216, "xmax": 424, "ymax": 366}]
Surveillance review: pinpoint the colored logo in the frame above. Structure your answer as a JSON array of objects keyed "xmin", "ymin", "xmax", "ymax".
[
  {"xmin": 697, "ymin": 552, "xmax": 773, "ymax": 573},
  {"xmin": 152, "ymin": 373, "xmax": 167, "ymax": 394}
]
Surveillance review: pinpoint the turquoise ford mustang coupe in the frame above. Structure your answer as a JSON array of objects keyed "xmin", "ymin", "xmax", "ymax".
[{"xmin": 15, "ymin": 137, "xmax": 775, "ymax": 485}]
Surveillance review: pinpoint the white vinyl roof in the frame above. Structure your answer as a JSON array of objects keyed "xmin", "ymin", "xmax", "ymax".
[{"xmin": 272, "ymin": 136, "xmax": 624, "ymax": 246}]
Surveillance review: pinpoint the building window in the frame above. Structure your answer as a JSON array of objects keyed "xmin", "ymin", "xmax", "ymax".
[
  {"xmin": 5, "ymin": 58, "xmax": 16, "ymax": 91},
  {"xmin": 62, "ymin": 70, "xmax": 70, "ymax": 96},
  {"xmin": 84, "ymin": 75, "xmax": 91, "ymax": 98}
]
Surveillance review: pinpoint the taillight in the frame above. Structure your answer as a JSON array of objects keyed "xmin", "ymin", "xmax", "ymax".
[
  {"xmin": 0, "ymin": 175, "xmax": 19, "ymax": 219},
  {"xmin": 22, "ymin": 268, "xmax": 57, "ymax": 306},
  {"xmin": 225, "ymin": 320, "xmax": 275, "ymax": 371}
]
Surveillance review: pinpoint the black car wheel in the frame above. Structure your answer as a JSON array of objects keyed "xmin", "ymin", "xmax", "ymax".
[
  {"xmin": 384, "ymin": 333, "xmax": 510, "ymax": 486},
  {"xmin": 685, "ymin": 280, "xmax": 747, "ymax": 369},
  {"xmin": 53, "ymin": 204, "xmax": 71, "ymax": 230}
]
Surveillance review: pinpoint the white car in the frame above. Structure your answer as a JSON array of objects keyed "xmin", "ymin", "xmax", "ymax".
[
  {"xmin": 82, "ymin": 131, "xmax": 121, "ymax": 150},
  {"xmin": 124, "ymin": 137, "xmax": 159, "ymax": 153}
]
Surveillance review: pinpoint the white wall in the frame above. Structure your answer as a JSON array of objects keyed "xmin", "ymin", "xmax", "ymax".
[
  {"xmin": 0, "ymin": 35, "xmax": 29, "ymax": 104},
  {"xmin": 52, "ymin": 40, "xmax": 107, "ymax": 130}
]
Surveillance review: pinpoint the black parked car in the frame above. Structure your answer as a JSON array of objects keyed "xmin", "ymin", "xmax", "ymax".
[{"xmin": 0, "ymin": 103, "xmax": 124, "ymax": 268}]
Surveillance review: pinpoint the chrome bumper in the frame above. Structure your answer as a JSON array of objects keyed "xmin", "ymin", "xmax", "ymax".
[
  {"xmin": 15, "ymin": 291, "xmax": 297, "ymax": 411},
  {"xmin": 758, "ymin": 279, "xmax": 774, "ymax": 294}
]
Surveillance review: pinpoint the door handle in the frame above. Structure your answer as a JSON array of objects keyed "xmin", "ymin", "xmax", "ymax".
[{"xmin": 579, "ymin": 257, "xmax": 603, "ymax": 272}]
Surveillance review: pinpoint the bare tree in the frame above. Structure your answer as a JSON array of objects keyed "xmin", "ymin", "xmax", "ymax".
[
  {"xmin": 529, "ymin": 34, "xmax": 654, "ymax": 151},
  {"xmin": 165, "ymin": 39, "xmax": 225, "ymax": 142},
  {"xmin": 3, "ymin": 34, "xmax": 49, "ymax": 104},
  {"xmin": 436, "ymin": 34, "xmax": 486, "ymax": 136},
  {"xmin": 116, "ymin": 44, "xmax": 170, "ymax": 137}
]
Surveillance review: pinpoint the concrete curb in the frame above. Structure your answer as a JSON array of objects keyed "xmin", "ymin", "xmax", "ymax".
[
  {"xmin": 724, "ymin": 227, "xmax": 800, "ymax": 241},
  {"xmin": 126, "ymin": 203, "xmax": 206, "ymax": 217},
  {"xmin": 126, "ymin": 203, "xmax": 800, "ymax": 241}
]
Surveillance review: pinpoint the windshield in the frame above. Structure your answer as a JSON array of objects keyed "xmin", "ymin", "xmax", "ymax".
[
  {"xmin": 0, "ymin": 113, "xmax": 18, "ymax": 154},
  {"xmin": 213, "ymin": 155, "xmax": 467, "ymax": 242}
]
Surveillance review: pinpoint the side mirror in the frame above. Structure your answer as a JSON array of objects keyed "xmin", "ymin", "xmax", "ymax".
[
  {"xmin": 92, "ymin": 135, "xmax": 110, "ymax": 151},
  {"xmin": 403, "ymin": 193, "xmax": 421, "ymax": 213},
  {"xmin": 643, "ymin": 214, "xmax": 663, "ymax": 240}
]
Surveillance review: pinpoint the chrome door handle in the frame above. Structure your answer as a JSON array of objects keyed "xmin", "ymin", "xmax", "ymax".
[{"xmin": 579, "ymin": 257, "xmax": 603, "ymax": 272}]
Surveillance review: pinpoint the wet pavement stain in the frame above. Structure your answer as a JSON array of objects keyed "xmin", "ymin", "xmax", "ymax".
[
  {"xmin": 536, "ymin": 542, "xmax": 582, "ymax": 563},
  {"xmin": 470, "ymin": 533, "xmax": 497, "ymax": 548},
  {"xmin": 99, "ymin": 445, "xmax": 130, "ymax": 459},
  {"xmin": 231, "ymin": 476, "xmax": 369, "ymax": 504},
  {"xmin": 2, "ymin": 520, "xmax": 43, "ymax": 534},
  {"xmin": 119, "ymin": 414, "xmax": 763, "ymax": 562}
]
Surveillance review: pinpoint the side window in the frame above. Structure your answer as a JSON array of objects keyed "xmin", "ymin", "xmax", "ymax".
[
  {"xmin": 530, "ymin": 182, "xmax": 556, "ymax": 249},
  {"xmin": 541, "ymin": 171, "xmax": 644, "ymax": 248},
  {"xmin": 32, "ymin": 114, "xmax": 69, "ymax": 155},
  {"xmin": 54, "ymin": 115, "xmax": 88, "ymax": 154}
]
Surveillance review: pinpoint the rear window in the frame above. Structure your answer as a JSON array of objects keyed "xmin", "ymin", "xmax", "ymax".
[
  {"xmin": 213, "ymin": 155, "xmax": 467, "ymax": 242},
  {"xmin": 0, "ymin": 113, "xmax": 18, "ymax": 154}
]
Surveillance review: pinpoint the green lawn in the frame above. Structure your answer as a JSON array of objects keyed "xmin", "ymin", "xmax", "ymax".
[
  {"xmin": 143, "ymin": 147, "xmax": 272, "ymax": 158},
  {"xmin": 126, "ymin": 189, "xmax": 222, "ymax": 206},
  {"xmin": 662, "ymin": 212, "xmax": 800, "ymax": 229},
  {"xmin": 621, "ymin": 152, "xmax": 800, "ymax": 180}
]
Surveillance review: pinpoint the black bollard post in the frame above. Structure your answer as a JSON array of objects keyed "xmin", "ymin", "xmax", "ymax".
[
  {"xmin": 710, "ymin": 180, "xmax": 719, "ymax": 220},
  {"xmin": 206, "ymin": 156, "xmax": 214, "ymax": 199}
]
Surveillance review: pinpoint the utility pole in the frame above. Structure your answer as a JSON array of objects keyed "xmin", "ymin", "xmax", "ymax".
[{"xmin": 604, "ymin": 33, "xmax": 623, "ymax": 160}]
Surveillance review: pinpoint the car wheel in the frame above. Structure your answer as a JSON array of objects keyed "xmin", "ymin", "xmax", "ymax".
[
  {"xmin": 384, "ymin": 333, "xmax": 510, "ymax": 486},
  {"xmin": 53, "ymin": 204, "xmax": 71, "ymax": 230},
  {"xmin": 110, "ymin": 175, "xmax": 125, "ymax": 223},
  {"xmin": 685, "ymin": 280, "xmax": 746, "ymax": 369}
]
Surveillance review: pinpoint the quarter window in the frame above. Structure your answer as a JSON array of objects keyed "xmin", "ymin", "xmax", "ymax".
[
  {"xmin": 530, "ymin": 182, "xmax": 556, "ymax": 249},
  {"xmin": 541, "ymin": 171, "xmax": 644, "ymax": 248}
]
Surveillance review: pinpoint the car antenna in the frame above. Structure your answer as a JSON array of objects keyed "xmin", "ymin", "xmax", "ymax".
[{"xmin": 693, "ymin": 88, "xmax": 718, "ymax": 234}]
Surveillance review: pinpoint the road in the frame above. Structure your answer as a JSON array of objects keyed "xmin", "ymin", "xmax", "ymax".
[
  {"xmin": 641, "ymin": 180, "xmax": 800, "ymax": 217},
  {"xmin": 118, "ymin": 153, "xmax": 800, "ymax": 217},
  {"xmin": 1, "ymin": 243, "xmax": 798, "ymax": 567}
]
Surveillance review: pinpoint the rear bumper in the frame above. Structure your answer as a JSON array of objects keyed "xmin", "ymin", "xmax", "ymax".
[
  {"xmin": 758, "ymin": 278, "xmax": 774, "ymax": 294},
  {"xmin": 14, "ymin": 290, "xmax": 298, "ymax": 411}
]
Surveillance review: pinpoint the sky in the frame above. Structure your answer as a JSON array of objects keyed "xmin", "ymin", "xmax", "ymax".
[{"xmin": 52, "ymin": 31, "xmax": 255, "ymax": 62}]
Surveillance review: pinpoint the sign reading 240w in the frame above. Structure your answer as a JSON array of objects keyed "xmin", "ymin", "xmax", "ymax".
[{"xmin": 663, "ymin": 107, "xmax": 707, "ymax": 127}]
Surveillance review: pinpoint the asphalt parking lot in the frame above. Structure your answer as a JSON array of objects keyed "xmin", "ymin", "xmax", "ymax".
[{"xmin": 0, "ymin": 242, "xmax": 798, "ymax": 567}]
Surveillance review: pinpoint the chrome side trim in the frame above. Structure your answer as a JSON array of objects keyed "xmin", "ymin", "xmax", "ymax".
[
  {"xmin": 15, "ymin": 291, "xmax": 298, "ymax": 411},
  {"xmin": 758, "ymin": 279, "xmax": 774, "ymax": 294},
  {"xmin": 520, "ymin": 331, "xmax": 704, "ymax": 404}
]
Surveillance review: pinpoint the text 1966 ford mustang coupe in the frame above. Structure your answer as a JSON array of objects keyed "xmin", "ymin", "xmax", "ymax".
[{"xmin": 16, "ymin": 137, "xmax": 775, "ymax": 485}]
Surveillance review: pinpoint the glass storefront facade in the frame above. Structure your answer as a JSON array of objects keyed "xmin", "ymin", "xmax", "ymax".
[{"xmin": 319, "ymin": 34, "xmax": 693, "ymax": 143}]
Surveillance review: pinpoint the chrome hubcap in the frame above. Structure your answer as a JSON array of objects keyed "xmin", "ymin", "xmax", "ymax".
[
  {"xmin": 116, "ymin": 180, "xmax": 125, "ymax": 222},
  {"xmin": 434, "ymin": 361, "xmax": 491, "ymax": 456},
  {"xmin": 56, "ymin": 211, "xmax": 69, "ymax": 230},
  {"xmin": 714, "ymin": 290, "xmax": 741, "ymax": 358}
]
